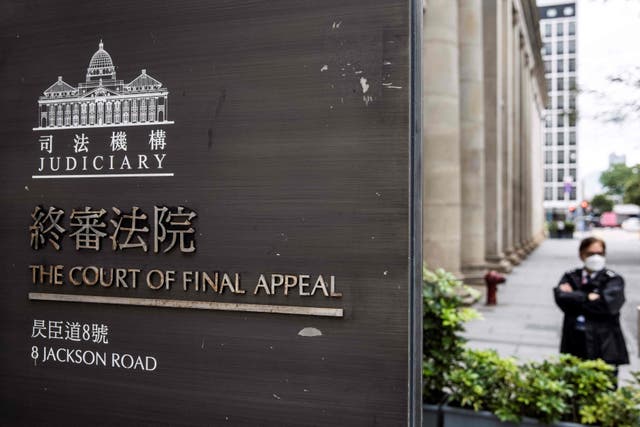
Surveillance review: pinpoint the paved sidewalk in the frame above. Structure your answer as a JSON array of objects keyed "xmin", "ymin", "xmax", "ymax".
[{"xmin": 463, "ymin": 229, "xmax": 640, "ymax": 383}]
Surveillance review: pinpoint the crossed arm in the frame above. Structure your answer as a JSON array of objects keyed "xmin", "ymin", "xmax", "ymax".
[{"xmin": 554, "ymin": 273, "xmax": 625, "ymax": 317}]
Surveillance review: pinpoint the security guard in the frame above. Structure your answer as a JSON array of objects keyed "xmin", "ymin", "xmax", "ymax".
[{"xmin": 553, "ymin": 237, "xmax": 629, "ymax": 376}]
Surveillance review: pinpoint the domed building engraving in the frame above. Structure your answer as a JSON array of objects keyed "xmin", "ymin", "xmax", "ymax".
[{"xmin": 34, "ymin": 40, "xmax": 173, "ymax": 130}]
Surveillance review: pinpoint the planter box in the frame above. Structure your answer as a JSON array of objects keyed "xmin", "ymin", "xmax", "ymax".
[
  {"xmin": 549, "ymin": 231, "xmax": 574, "ymax": 239},
  {"xmin": 423, "ymin": 404, "xmax": 441, "ymax": 427},
  {"xmin": 423, "ymin": 404, "xmax": 586, "ymax": 427}
]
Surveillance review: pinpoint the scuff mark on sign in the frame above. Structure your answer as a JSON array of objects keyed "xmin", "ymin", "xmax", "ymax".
[
  {"xmin": 208, "ymin": 89, "xmax": 226, "ymax": 149},
  {"xmin": 298, "ymin": 327, "xmax": 323, "ymax": 337},
  {"xmin": 359, "ymin": 77, "xmax": 369, "ymax": 93}
]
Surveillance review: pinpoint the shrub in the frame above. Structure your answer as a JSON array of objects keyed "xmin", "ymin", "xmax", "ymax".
[
  {"xmin": 438, "ymin": 347, "xmax": 629, "ymax": 425},
  {"xmin": 422, "ymin": 267, "xmax": 480, "ymax": 404},
  {"xmin": 580, "ymin": 373, "xmax": 640, "ymax": 427},
  {"xmin": 446, "ymin": 349, "xmax": 521, "ymax": 422},
  {"xmin": 514, "ymin": 356, "xmax": 613, "ymax": 424},
  {"xmin": 515, "ymin": 360, "xmax": 573, "ymax": 424},
  {"xmin": 563, "ymin": 221, "xmax": 576, "ymax": 234},
  {"xmin": 421, "ymin": 267, "xmax": 640, "ymax": 425}
]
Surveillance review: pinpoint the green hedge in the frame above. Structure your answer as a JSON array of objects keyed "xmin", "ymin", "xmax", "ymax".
[{"xmin": 422, "ymin": 267, "xmax": 640, "ymax": 426}]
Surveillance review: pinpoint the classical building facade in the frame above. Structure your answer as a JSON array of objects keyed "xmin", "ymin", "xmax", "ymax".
[
  {"xmin": 34, "ymin": 41, "xmax": 172, "ymax": 130},
  {"xmin": 422, "ymin": 0, "xmax": 547, "ymax": 281},
  {"xmin": 538, "ymin": 1, "xmax": 579, "ymax": 216}
]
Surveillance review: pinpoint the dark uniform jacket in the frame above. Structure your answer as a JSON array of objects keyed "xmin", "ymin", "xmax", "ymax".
[{"xmin": 553, "ymin": 268, "xmax": 629, "ymax": 365}]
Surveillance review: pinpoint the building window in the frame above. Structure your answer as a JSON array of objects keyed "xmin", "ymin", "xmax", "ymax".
[
  {"xmin": 140, "ymin": 99, "xmax": 147, "ymax": 122},
  {"xmin": 569, "ymin": 58, "xmax": 576, "ymax": 72},
  {"xmin": 557, "ymin": 132, "xmax": 565, "ymax": 145},
  {"xmin": 557, "ymin": 59, "xmax": 564, "ymax": 72},
  {"xmin": 72, "ymin": 104, "xmax": 79, "ymax": 126},
  {"xmin": 557, "ymin": 168, "xmax": 565, "ymax": 183},
  {"xmin": 557, "ymin": 186, "xmax": 565, "ymax": 200},
  {"xmin": 570, "ymin": 187, "xmax": 577, "ymax": 200},
  {"xmin": 568, "ymin": 22, "xmax": 576, "ymax": 35},
  {"xmin": 564, "ymin": 7, "xmax": 574, "ymax": 16},
  {"xmin": 545, "ymin": 150, "xmax": 553, "ymax": 164},
  {"xmin": 81, "ymin": 104, "xmax": 87, "ymax": 125},
  {"xmin": 64, "ymin": 104, "xmax": 71, "ymax": 126},
  {"xmin": 105, "ymin": 102, "xmax": 112, "ymax": 124},
  {"xmin": 546, "ymin": 78, "xmax": 553, "ymax": 92},
  {"xmin": 557, "ymin": 78, "xmax": 564, "ymax": 91},
  {"xmin": 545, "ymin": 115, "xmax": 552, "ymax": 128},
  {"xmin": 542, "ymin": 42, "xmax": 551, "ymax": 56},
  {"xmin": 569, "ymin": 95, "xmax": 576, "ymax": 109},
  {"xmin": 547, "ymin": 8, "xmax": 558, "ymax": 18},
  {"xmin": 568, "ymin": 40, "xmax": 576, "ymax": 54},
  {"xmin": 545, "ymin": 187, "xmax": 553, "ymax": 201},
  {"xmin": 557, "ymin": 94, "xmax": 565, "ymax": 109},
  {"xmin": 545, "ymin": 132, "xmax": 553, "ymax": 146},
  {"xmin": 569, "ymin": 77, "xmax": 576, "ymax": 91},
  {"xmin": 557, "ymin": 22, "xmax": 564, "ymax": 36},
  {"xmin": 545, "ymin": 169, "xmax": 553, "ymax": 182},
  {"xmin": 544, "ymin": 23, "xmax": 552, "ymax": 37},
  {"xmin": 557, "ymin": 112, "xmax": 565, "ymax": 128},
  {"xmin": 569, "ymin": 168, "xmax": 577, "ymax": 181},
  {"xmin": 148, "ymin": 99, "xmax": 156, "ymax": 122},
  {"xmin": 569, "ymin": 131, "xmax": 576, "ymax": 145},
  {"xmin": 569, "ymin": 150, "xmax": 577, "ymax": 163},
  {"xmin": 557, "ymin": 150, "xmax": 565, "ymax": 164},
  {"xmin": 569, "ymin": 113, "xmax": 576, "ymax": 127},
  {"xmin": 97, "ymin": 103, "xmax": 104, "ymax": 125},
  {"xmin": 48, "ymin": 106, "xmax": 55, "ymax": 127},
  {"xmin": 545, "ymin": 60, "xmax": 552, "ymax": 73},
  {"xmin": 556, "ymin": 41, "xmax": 564, "ymax": 55}
]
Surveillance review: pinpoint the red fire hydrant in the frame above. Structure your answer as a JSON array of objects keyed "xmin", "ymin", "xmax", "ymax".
[{"xmin": 484, "ymin": 270, "xmax": 506, "ymax": 306}]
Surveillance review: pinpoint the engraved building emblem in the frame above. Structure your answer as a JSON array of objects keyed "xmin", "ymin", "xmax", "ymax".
[{"xmin": 34, "ymin": 40, "xmax": 173, "ymax": 131}]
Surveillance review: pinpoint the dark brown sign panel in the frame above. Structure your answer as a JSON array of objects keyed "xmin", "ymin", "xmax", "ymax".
[{"xmin": 0, "ymin": 1, "xmax": 421, "ymax": 425}]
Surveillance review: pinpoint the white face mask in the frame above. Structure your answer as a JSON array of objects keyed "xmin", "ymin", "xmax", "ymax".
[{"xmin": 584, "ymin": 254, "xmax": 606, "ymax": 272}]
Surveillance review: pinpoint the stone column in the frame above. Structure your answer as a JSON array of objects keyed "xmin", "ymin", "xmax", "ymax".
[
  {"xmin": 422, "ymin": 0, "xmax": 463, "ymax": 276},
  {"xmin": 501, "ymin": 0, "xmax": 517, "ymax": 266},
  {"xmin": 512, "ymin": 35, "xmax": 524, "ymax": 259},
  {"xmin": 530, "ymin": 85, "xmax": 545, "ymax": 246},
  {"xmin": 520, "ymin": 62, "xmax": 530, "ymax": 252},
  {"xmin": 459, "ymin": 0, "xmax": 486, "ymax": 282},
  {"xmin": 523, "ymin": 59, "xmax": 534, "ymax": 252},
  {"xmin": 483, "ymin": 0, "xmax": 511, "ymax": 272}
]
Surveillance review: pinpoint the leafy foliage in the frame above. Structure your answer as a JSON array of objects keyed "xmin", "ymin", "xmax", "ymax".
[
  {"xmin": 563, "ymin": 221, "xmax": 576, "ymax": 234},
  {"xmin": 590, "ymin": 193, "xmax": 614, "ymax": 213},
  {"xmin": 421, "ymin": 267, "xmax": 640, "ymax": 426},
  {"xmin": 446, "ymin": 349, "xmax": 521, "ymax": 422},
  {"xmin": 515, "ymin": 361, "xmax": 573, "ymax": 424},
  {"xmin": 422, "ymin": 267, "xmax": 480, "ymax": 403},
  {"xmin": 600, "ymin": 163, "xmax": 636, "ymax": 196},
  {"xmin": 623, "ymin": 168, "xmax": 640, "ymax": 205},
  {"xmin": 518, "ymin": 356, "xmax": 614, "ymax": 424},
  {"xmin": 446, "ymin": 352, "xmax": 616, "ymax": 424},
  {"xmin": 580, "ymin": 384, "xmax": 640, "ymax": 427}
]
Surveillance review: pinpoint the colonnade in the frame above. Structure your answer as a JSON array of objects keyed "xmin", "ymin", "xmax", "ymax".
[{"xmin": 422, "ymin": 0, "xmax": 546, "ymax": 281}]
